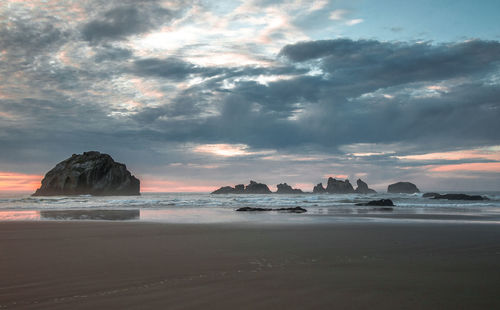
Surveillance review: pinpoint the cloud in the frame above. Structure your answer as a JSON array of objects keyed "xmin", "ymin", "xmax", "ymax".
[
  {"xmin": 82, "ymin": 4, "xmax": 172, "ymax": 42},
  {"xmin": 0, "ymin": 0, "xmax": 499, "ymax": 191},
  {"xmin": 329, "ymin": 9, "xmax": 349, "ymax": 21},
  {"xmin": 345, "ymin": 18, "xmax": 363, "ymax": 26}
]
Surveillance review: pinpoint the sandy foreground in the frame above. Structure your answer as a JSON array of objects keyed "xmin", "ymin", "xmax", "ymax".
[{"xmin": 1, "ymin": 221, "xmax": 499, "ymax": 309}]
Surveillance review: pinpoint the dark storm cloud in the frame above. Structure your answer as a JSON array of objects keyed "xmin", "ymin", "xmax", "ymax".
[
  {"xmin": 128, "ymin": 39, "xmax": 500, "ymax": 152},
  {"xmin": 82, "ymin": 5, "xmax": 171, "ymax": 42},
  {"xmin": 279, "ymin": 40, "xmax": 500, "ymax": 85},
  {"xmin": 133, "ymin": 57, "xmax": 204, "ymax": 80}
]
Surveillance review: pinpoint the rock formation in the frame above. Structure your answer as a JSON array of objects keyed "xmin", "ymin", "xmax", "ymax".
[
  {"xmin": 326, "ymin": 177, "xmax": 355, "ymax": 193},
  {"xmin": 212, "ymin": 181, "xmax": 271, "ymax": 194},
  {"xmin": 354, "ymin": 179, "xmax": 377, "ymax": 194},
  {"xmin": 424, "ymin": 193, "xmax": 489, "ymax": 201},
  {"xmin": 313, "ymin": 183, "xmax": 326, "ymax": 193},
  {"xmin": 355, "ymin": 199, "xmax": 394, "ymax": 206},
  {"xmin": 276, "ymin": 183, "xmax": 303, "ymax": 194},
  {"xmin": 33, "ymin": 151, "xmax": 140, "ymax": 196},
  {"xmin": 236, "ymin": 206, "xmax": 307, "ymax": 213},
  {"xmin": 245, "ymin": 181, "xmax": 272, "ymax": 194},
  {"xmin": 387, "ymin": 182, "xmax": 420, "ymax": 194}
]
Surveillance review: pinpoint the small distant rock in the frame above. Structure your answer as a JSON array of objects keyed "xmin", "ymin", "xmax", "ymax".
[
  {"xmin": 423, "ymin": 192, "xmax": 440, "ymax": 198},
  {"xmin": 212, "ymin": 181, "xmax": 271, "ymax": 194},
  {"xmin": 313, "ymin": 183, "xmax": 326, "ymax": 193},
  {"xmin": 431, "ymin": 193, "xmax": 489, "ymax": 201},
  {"xmin": 276, "ymin": 183, "xmax": 303, "ymax": 194},
  {"xmin": 354, "ymin": 179, "xmax": 377, "ymax": 194},
  {"xmin": 355, "ymin": 199, "xmax": 394, "ymax": 206},
  {"xmin": 387, "ymin": 182, "xmax": 420, "ymax": 194},
  {"xmin": 236, "ymin": 206, "xmax": 307, "ymax": 213}
]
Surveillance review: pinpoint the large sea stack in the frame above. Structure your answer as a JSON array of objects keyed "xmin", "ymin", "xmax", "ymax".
[
  {"xmin": 33, "ymin": 151, "xmax": 140, "ymax": 196},
  {"xmin": 387, "ymin": 182, "xmax": 419, "ymax": 194},
  {"xmin": 354, "ymin": 179, "xmax": 377, "ymax": 194},
  {"xmin": 326, "ymin": 177, "xmax": 355, "ymax": 194}
]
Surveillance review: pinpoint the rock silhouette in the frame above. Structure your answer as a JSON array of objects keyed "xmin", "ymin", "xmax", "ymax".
[
  {"xmin": 33, "ymin": 151, "xmax": 140, "ymax": 196},
  {"xmin": 313, "ymin": 183, "xmax": 326, "ymax": 193},
  {"xmin": 326, "ymin": 177, "xmax": 355, "ymax": 193},
  {"xmin": 424, "ymin": 193, "xmax": 489, "ymax": 201},
  {"xmin": 276, "ymin": 183, "xmax": 303, "ymax": 194},
  {"xmin": 354, "ymin": 179, "xmax": 377, "ymax": 194},
  {"xmin": 212, "ymin": 181, "xmax": 271, "ymax": 194},
  {"xmin": 355, "ymin": 199, "xmax": 394, "ymax": 206},
  {"xmin": 387, "ymin": 182, "xmax": 420, "ymax": 194}
]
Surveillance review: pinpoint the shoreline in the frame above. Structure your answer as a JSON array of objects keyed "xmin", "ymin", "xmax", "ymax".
[{"xmin": 1, "ymin": 221, "xmax": 500, "ymax": 309}]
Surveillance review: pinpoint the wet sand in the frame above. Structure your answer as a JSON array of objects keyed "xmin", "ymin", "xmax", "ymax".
[{"xmin": 1, "ymin": 221, "xmax": 499, "ymax": 309}]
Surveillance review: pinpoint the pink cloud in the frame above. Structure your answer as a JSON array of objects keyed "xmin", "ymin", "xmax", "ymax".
[{"xmin": 429, "ymin": 162, "xmax": 500, "ymax": 172}]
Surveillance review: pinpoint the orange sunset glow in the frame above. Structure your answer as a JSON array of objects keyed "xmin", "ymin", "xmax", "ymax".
[{"xmin": 0, "ymin": 172, "xmax": 42, "ymax": 192}]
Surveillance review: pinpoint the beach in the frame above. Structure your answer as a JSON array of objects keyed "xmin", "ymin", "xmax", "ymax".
[{"xmin": 1, "ymin": 221, "xmax": 499, "ymax": 309}]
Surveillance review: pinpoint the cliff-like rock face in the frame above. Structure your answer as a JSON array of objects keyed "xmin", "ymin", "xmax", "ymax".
[
  {"xmin": 245, "ymin": 181, "xmax": 272, "ymax": 194},
  {"xmin": 326, "ymin": 177, "xmax": 355, "ymax": 193},
  {"xmin": 387, "ymin": 182, "xmax": 419, "ymax": 194},
  {"xmin": 276, "ymin": 183, "xmax": 303, "ymax": 194},
  {"xmin": 354, "ymin": 179, "xmax": 377, "ymax": 194},
  {"xmin": 313, "ymin": 183, "xmax": 326, "ymax": 193},
  {"xmin": 33, "ymin": 151, "xmax": 140, "ymax": 196},
  {"xmin": 212, "ymin": 181, "xmax": 271, "ymax": 194}
]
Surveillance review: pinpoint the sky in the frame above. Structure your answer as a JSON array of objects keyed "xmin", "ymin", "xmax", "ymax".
[{"xmin": 0, "ymin": 0, "xmax": 499, "ymax": 193}]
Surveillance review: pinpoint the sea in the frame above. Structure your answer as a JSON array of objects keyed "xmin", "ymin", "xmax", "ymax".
[{"xmin": 1, "ymin": 191, "xmax": 500, "ymax": 224}]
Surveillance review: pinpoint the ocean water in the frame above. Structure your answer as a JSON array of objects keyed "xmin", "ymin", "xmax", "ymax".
[{"xmin": 1, "ymin": 192, "xmax": 500, "ymax": 224}]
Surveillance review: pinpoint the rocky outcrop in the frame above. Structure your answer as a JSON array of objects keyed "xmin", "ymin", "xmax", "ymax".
[
  {"xmin": 211, "ymin": 184, "xmax": 245, "ymax": 194},
  {"xmin": 245, "ymin": 181, "xmax": 272, "ymax": 194},
  {"xmin": 354, "ymin": 179, "xmax": 377, "ymax": 194},
  {"xmin": 236, "ymin": 206, "xmax": 307, "ymax": 213},
  {"xmin": 387, "ymin": 182, "xmax": 420, "ymax": 194},
  {"xmin": 326, "ymin": 177, "xmax": 355, "ymax": 193},
  {"xmin": 355, "ymin": 199, "xmax": 394, "ymax": 206},
  {"xmin": 425, "ymin": 193, "xmax": 489, "ymax": 201},
  {"xmin": 313, "ymin": 183, "xmax": 326, "ymax": 193},
  {"xmin": 212, "ymin": 181, "xmax": 271, "ymax": 194},
  {"xmin": 211, "ymin": 186, "xmax": 237, "ymax": 194},
  {"xmin": 276, "ymin": 183, "xmax": 303, "ymax": 194},
  {"xmin": 33, "ymin": 151, "xmax": 140, "ymax": 196}
]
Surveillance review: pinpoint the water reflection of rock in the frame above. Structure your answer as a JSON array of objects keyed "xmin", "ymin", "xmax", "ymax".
[{"xmin": 40, "ymin": 209, "xmax": 140, "ymax": 221}]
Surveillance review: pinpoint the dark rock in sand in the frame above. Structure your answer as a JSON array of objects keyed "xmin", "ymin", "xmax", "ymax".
[
  {"xmin": 355, "ymin": 199, "xmax": 394, "ymax": 207},
  {"xmin": 33, "ymin": 151, "xmax": 140, "ymax": 196},
  {"xmin": 326, "ymin": 177, "xmax": 355, "ymax": 194},
  {"xmin": 276, "ymin": 183, "xmax": 303, "ymax": 194},
  {"xmin": 236, "ymin": 206, "xmax": 307, "ymax": 213},
  {"xmin": 431, "ymin": 193, "xmax": 489, "ymax": 201},
  {"xmin": 354, "ymin": 179, "xmax": 377, "ymax": 194},
  {"xmin": 313, "ymin": 183, "xmax": 326, "ymax": 193},
  {"xmin": 387, "ymin": 182, "xmax": 420, "ymax": 194},
  {"xmin": 245, "ymin": 181, "xmax": 272, "ymax": 194},
  {"xmin": 371, "ymin": 207, "xmax": 394, "ymax": 212}
]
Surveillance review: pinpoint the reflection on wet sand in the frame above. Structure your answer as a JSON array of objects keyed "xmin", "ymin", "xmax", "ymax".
[
  {"xmin": 0, "ymin": 210, "xmax": 40, "ymax": 221},
  {"xmin": 40, "ymin": 210, "xmax": 140, "ymax": 221}
]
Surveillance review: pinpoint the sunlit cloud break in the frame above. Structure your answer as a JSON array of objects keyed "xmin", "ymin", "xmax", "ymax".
[{"xmin": 193, "ymin": 144, "xmax": 275, "ymax": 157}]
